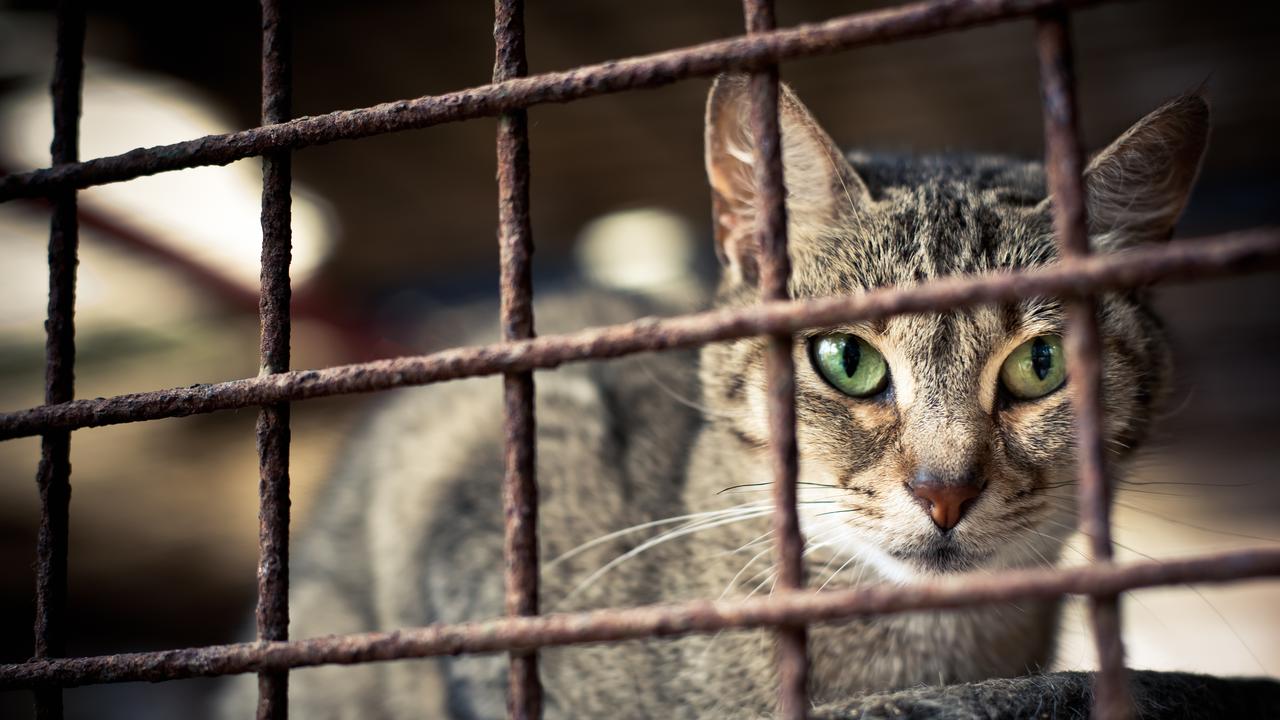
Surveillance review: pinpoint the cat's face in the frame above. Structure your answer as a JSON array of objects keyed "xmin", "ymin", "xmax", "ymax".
[{"xmin": 701, "ymin": 74, "xmax": 1207, "ymax": 577}]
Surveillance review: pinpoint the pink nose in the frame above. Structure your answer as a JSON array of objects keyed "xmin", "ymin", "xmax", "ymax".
[{"xmin": 907, "ymin": 473, "xmax": 983, "ymax": 530}]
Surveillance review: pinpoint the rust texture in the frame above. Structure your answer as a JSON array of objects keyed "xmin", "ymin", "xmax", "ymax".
[
  {"xmin": 2, "ymin": 547, "xmax": 1277, "ymax": 691},
  {"xmin": 0, "ymin": 0, "xmax": 1121, "ymax": 202},
  {"xmin": 1037, "ymin": 11, "xmax": 1131, "ymax": 719},
  {"xmin": 255, "ymin": 1, "xmax": 294, "ymax": 718},
  {"xmin": 743, "ymin": 0, "xmax": 809, "ymax": 716},
  {"xmin": 2, "ymin": 228, "xmax": 1278, "ymax": 441},
  {"xmin": 493, "ymin": 0, "xmax": 542, "ymax": 717},
  {"xmin": 33, "ymin": 2, "xmax": 84, "ymax": 718}
]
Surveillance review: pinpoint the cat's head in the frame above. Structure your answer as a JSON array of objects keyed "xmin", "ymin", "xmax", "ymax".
[{"xmin": 700, "ymin": 74, "xmax": 1208, "ymax": 577}]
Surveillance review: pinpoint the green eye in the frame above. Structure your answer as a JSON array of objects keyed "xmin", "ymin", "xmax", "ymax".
[
  {"xmin": 1000, "ymin": 335, "xmax": 1067, "ymax": 400},
  {"xmin": 811, "ymin": 333, "xmax": 889, "ymax": 398}
]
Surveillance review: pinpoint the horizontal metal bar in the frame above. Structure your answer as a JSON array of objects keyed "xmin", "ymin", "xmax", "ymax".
[
  {"xmin": 1, "ymin": 546, "xmax": 1275, "ymax": 690},
  {"xmin": 0, "ymin": 0, "xmax": 1121, "ymax": 201},
  {"xmin": 0, "ymin": 227, "xmax": 1275, "ymax": 441}
]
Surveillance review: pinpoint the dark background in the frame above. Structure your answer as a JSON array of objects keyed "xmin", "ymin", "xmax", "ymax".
[{"xmin": 0, "ymin": 1, "xmax": 1277, "ymax": 718}]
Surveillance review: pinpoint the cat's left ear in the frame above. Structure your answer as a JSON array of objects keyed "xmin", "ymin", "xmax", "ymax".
[
  {"xmin": 1069, "ymin": 92, "xmax": 1210, "ymax": 249},
  {"xmin": 705, "ymin": 74, "xmax": 871, "ymax": 285}
]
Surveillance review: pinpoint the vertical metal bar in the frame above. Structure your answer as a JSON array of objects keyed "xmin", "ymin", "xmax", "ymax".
[
  {"xmin": 494, "ymin": 1, "xmax": 540, "ymax": 718},
  {"xmin": 742, "ymin": 1, "xmax": 808, "ymax": 718},
  {"xmin": 33, "ymin": 2, "xmax": 85, "ymax": 718},
  {"xmin": 256, "ymin": 1, "xmax": 293, "ymax": 718},
  {"xmin": 1036, "ymin": 10, "xmax": 1131, "ymax": 720}
]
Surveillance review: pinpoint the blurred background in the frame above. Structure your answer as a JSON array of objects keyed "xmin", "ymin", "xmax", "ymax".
[{"xmin": 0, "ymin": 1, "xmax": 1277, "ymax": 717}]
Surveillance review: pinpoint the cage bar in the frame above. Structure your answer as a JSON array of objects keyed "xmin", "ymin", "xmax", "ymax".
[
  {"xmin": 2, "ymin": 547, "xmax": 1277, "ymax": 691},
  {"xmin": 741, "ymin": 0, "xmax": 810, "ymax": 716},
  {"xmin": 32, "ymin": 2, "xmax": 85, "ymax": 718},
  {"xmin": 1035, "ymin": 9, "xmax": 1132, "ymax": 719},
  {"xmin": 0, "ymin": 0, "xmax": 1123, "ymax": 202},
  {"xmin": 1, "ymin": 0, "xmax": 1279, "ymax": 715},
  {"xmin": 255, "ymin": 1, "xmax": 294, "ymax": 718},
  {"xmin": 493, "ymin": 0, "xmax": 542, "ymax": 718},
  {"xmin": 1, "ymin": 229, "xmax": 1277, "ymax": 441}
]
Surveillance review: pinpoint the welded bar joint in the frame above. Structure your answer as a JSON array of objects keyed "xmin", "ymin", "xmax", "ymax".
[
  {"xmin": 1036, "ymin": 9, "xmax": 1131, "ymax": 720},
  {"xmin": 33, "ymin": 2, "xmax": 85, "ymax": 719},
  {"xmin": 256, "ymin": 1, "xmax": 294, "ymax": 719},
  {"xmin": 494, "ymin": 1, "xmax": 542, "ymax": 718}
]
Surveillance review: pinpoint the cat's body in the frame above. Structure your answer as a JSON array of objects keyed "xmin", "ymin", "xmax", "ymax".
[{"xmin": 221, "ymin": 75, "xmax": 1210, "ymax": 718}]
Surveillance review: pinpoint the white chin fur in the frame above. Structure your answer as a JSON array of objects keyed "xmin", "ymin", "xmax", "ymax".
[{"xmin": 796, "ymin": 498, "xmax": 919, "ymax": 586}]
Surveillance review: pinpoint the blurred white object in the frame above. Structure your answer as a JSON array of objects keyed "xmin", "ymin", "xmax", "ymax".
[
  {"xmin": 575, "ymin": 208, "xmax": 697, "ymax": 294},
  {"xmin": 1, "ymin": 62, "xmax": 337, "ymax": 297}
]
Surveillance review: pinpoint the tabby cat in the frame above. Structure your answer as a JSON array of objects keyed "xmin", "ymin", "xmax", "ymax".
[{"xmin": 221, "ymin": 73, "xmax": 1209, "ymax": 718}]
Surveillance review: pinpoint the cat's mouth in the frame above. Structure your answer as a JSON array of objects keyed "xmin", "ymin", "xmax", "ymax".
[{"xmin": 891, "ymin": 542, "xmax": 989, "ymax": 574}]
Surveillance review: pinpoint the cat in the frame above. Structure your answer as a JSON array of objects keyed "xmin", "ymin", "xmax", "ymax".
[{"xmin": 219, "ymin": 73, "xmax": 1209, "ymax": 718}]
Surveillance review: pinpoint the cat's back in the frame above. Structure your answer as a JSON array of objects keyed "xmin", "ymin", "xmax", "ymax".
[{"xmin": 256, "ymin": 285, "xmax": 704, "ymax": 719}]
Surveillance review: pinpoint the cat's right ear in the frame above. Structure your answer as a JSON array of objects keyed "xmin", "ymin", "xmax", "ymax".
[
  {"xmin": 705, "ymin": 73, "xmax": 870, "ymax": 285},
  {"xmin": 1083, "ymin": 91, "xmax": 1210, "ymax": 247},
  {"xmin": 1039, "ymin": 91, "xmax": 1210, "ymax": 249}
]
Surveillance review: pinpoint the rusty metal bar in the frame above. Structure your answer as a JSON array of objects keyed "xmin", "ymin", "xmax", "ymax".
[
  {"xmin": 742, "ymin": 0, "xmax": 808, "ymax": 715},
  {"xmin": 0, "ymin": 0, "xmax": 1127, "ymax": 202},
  {"xmin": 2, "ymin": 547, "xmax": 1277, "ymax": 691},
  {"xmin": 1, "ymin": 228, "xmax": 1278, "ymax": 441},
  {"xmin": 5, "ymin": 0, "xmax": 1273, "ymax": 713},
  {"xmin": 255, "ymin": 1, "xmax": 294, "ymax": 719},
  {"xmin": 493, "ymin": 1, "xmax": 542, "ymax": 718},
  {"xmin": 33, "ymin": 2, "xmax": 85, "ymax": 718},
  {"xmin": 1036, "ymin": 10, "xmax": 1131, "ymax": 719}
]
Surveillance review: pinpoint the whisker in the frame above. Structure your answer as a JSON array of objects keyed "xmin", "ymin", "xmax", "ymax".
[
  {"xmin": 720, "ymin": 545, "xmax": 775, "ymax": 601},
  {"xmin": 746, "ymin": 568, "xmax": 778, "ymax": 601},
  {"xmin": 1184, "ymin": 584, "xmax": 1272, "ymax": 676},
  {"xmin": 711, "ymin": 528, "xmax": 774, "ymax": 558},
  {"xmin": 639, "ymin": 359, "xmax": 740, "ymax": 420},
  {"xmin": 1058, "ymin": 524, "xmax": 1272, "ymax": 676},
  {"xmin": 1015, "ymin": 532, "xmax": 1059, "ymax": 571},
  {"xmin": 1026, "ymin": 527, "xmax": 1089, "ymax": 564},
  {"xmin": 1115, "ymin": 487, "xmax": 1213, "ymax": 498},
  {"xmin": 721, "ymin": 527, "xmax": 840, "ymax": 600},
  {"xmin": 1120, "ymin": 478, "xmax": 1252, "ymax": 489},
  {"xmin": 546, "ymin": 503, "xmax": 773, "ymax": 570},
  {"xmin": 818, "ymin": 552, "xmax": 862, "ymax": 593},
  {"xmin": 556, "ymin": 508, "xmax": 773, "ymax": 607},
  {"xmin": 1034, "ymin": 491, "xmax": 1280, "ymax": 543},
  {"xmin": 1111, "ymin": 499, "xmax": 1280, "ymax": 543},
  {"xmin": 813, "ymin": 508, "xmax": 861, "ymax": 518},
  {"xmin": 718, "ymin": 480, "xmax": 845, "ymax": 495}
]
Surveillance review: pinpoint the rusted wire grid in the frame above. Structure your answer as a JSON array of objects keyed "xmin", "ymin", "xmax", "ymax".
[
  {"xmin": 33, "ymin": 2, "xmax": 84, "ymax": 719},
  {"xmin": 2, "ymin": 228, "xmax": 1276, "ymax": 442},
  {"xmin": 741, "ymin": 0, "xmax": 810, "ymax": 715},
  {"xmin": 255, "ymin": 1, "xmax": 294, "ymax": 719},
  {"xmin": 493, "ymin": 0, "xmax": 542, "ymax": 717},
  {"xmin": 1035, "ymin": 11, "xmax": 1131, "ymax": 718},
  {"xmin": 2, "ymin": 547, "xmax": 1277, "ymax": 691},
  {"xmin": 0, "ymin": 0, "xmax": 1126, "ymax": 203},
  {"xmin": 5, "ymin": 1, "xmax": 1273, "ymax": 717}
]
